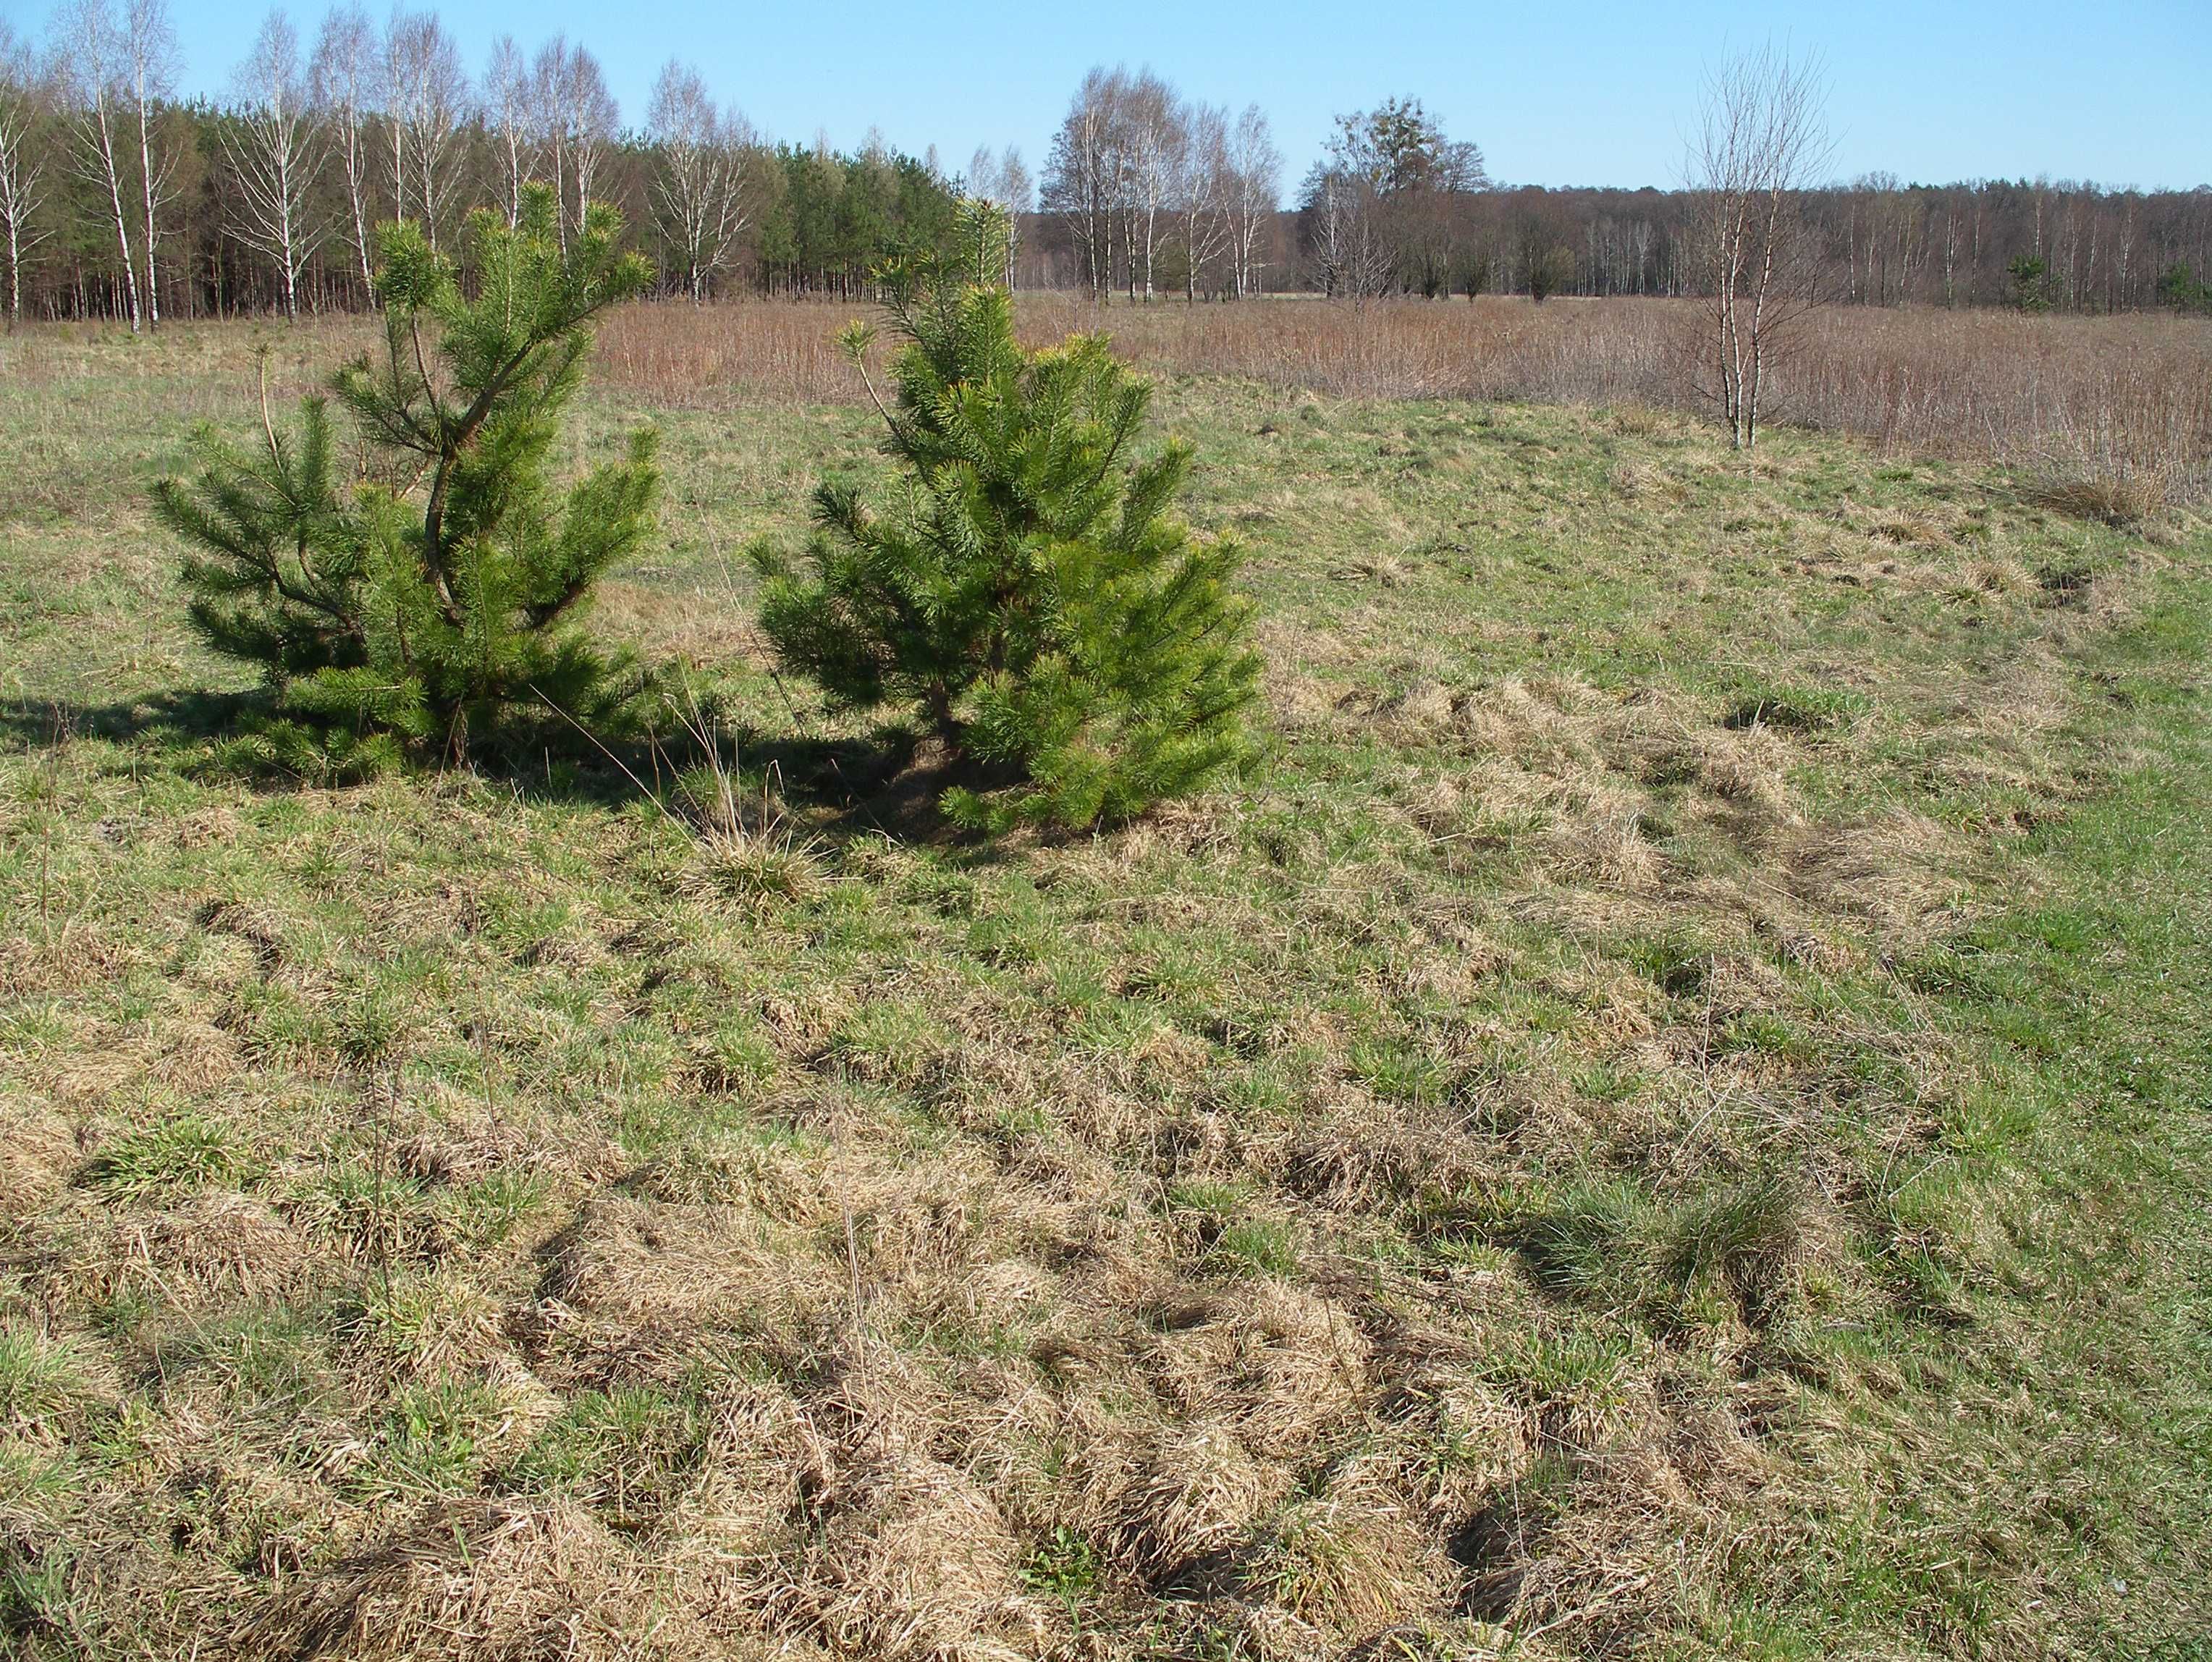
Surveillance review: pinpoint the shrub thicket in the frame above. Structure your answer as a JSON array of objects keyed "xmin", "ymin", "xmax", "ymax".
[
  {"xmin": 753, "ymin": 203, "xmax": 1260, "ymax": 831},
  {"xmin": 1527, "ymin": 245, "xmax": 1577, "ymax": 303},
  {"xmin": 156, "ymin": 185, "xmax": 657, "ymax": 773}
]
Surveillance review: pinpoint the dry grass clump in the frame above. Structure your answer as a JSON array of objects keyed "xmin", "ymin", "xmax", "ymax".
[
  {"xmin": 537, "ymin": 1194, "xmax": 824, "ymax": 1354},
  {"xmin": 1105, "ymin": 1421, "xmax": 1278, "ymax": 1587},
  {"xmin": 1366, "ymin": 671, "xmax": 1815, "ymax": 928},
  {"xmin": 1142, "ymin": 1283, "xmax": 1369, "ymax": 1461},
  {"xmin": 0, "ymin": 1098, "xmax": 79, "ymax": 1218},
  {"xmin": 1607, "ymin": 460, "xmax": 1688, "ymax": 504},
  {"xmin": 235, "ymin": 1499, "xmax": 681, "ymax": 1662},
  {"xmin": 683, "ymin": 831, "xmax": 825, "ymax": 913},
  {"xmin": 1786, "ymin": 809, "xmax": 1978, "ymax": 942},
  {"xmin": 781, "ymin": 1451, "xmax": 1044, "ymax": 1662},
  {"xmin": 60, "ymin": 1191, "xmax": 319, "ymax": 1309},
  {"xmin": 670, "ymin": 750, "xmax": 828, "ymax": 916},
  {"xmin": 1236, "ymin": 1487, "xmax": 1443, "ymax": 1640},
  {"xmin": 346, "ymin": 1270, "xmax": 508, "ymax": 1380}
]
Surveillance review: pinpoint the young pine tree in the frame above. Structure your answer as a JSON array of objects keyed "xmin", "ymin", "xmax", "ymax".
[
  {"xmin": 155, "ymin": 185, "xmax": 657, "ymax": 772},
  {"xmin": 753, "ymin": 201, "xmax": 1261, "ymax": 831}
]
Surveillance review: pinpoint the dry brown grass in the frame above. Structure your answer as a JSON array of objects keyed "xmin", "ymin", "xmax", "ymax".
[{"xmin": 596, "ymin": 295, "xmax": 2212, "ymax": 507}]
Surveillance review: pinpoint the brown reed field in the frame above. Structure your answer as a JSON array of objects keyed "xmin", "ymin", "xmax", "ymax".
[
  {"xmin": 594, "ymin": 294, "xmax": 2212, "ymax": 512},
  {"xmin": 2, "ymin": 302, "xmax": 2210, "ymax": 1661}
]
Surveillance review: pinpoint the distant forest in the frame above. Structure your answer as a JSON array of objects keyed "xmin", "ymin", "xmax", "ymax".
[{"xmin": 1, "ymin": 2, "xmax": 2208, "ymax": 325}]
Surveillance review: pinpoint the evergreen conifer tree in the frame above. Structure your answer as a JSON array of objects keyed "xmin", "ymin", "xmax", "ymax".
[
  {"xmin": 156, "ymin": 184, "xmax": 657, "ymax": 771},
  {"xmin": 753, "ymin": 202, "xmax": 1260, "ymax": 830}
]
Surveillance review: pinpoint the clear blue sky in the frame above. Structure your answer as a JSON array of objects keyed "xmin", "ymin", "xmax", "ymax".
[{"xmin": 57, "ymin": 0, "xmax": 2212, "ymax": 193}]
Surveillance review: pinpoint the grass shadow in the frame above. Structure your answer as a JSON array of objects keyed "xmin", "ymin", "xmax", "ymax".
[
  {"xmin": 0, "ymin": 687, "xmax": 263, "ymax": 751},
  {"xmin": 1, "ymin": 686, "xmax": 1023, "ymax": 860},
  {"xmin": 706, "ymin": 720, "xmax": 1028, "ymax": 856}
]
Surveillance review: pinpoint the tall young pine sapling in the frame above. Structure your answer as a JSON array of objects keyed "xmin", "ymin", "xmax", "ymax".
[
  {"xmin": 156, "ymin": 184, "xmax": 657, "ymax": 772},
  {"xmin": 753, "ymin": 201, "xmax": 1260, "ymax": 830}
]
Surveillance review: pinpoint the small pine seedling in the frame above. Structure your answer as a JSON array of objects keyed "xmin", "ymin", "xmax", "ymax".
[
  {"xmin": 154, "ymin": 183, "xmax": 659, "ymax": 769},
  {"xmin": 753, "ymin": 200, "xmax": 1261, "ymax": 831}
]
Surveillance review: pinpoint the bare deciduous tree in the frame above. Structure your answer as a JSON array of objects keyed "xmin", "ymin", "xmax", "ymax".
[
  {"xmin": 484, "ymin": 33, "xmax": 529, "ymax": 225},
  {"xmin": 1302, "ymin": 166, "xmax": 1391, "ymax": 301},
  {"xmin": 1170, "ymin": 101, "xmax": 1230, "ymax": 301},
  {"xmin": 1687, "ymin": 43, "xmax": 1833, "ymax": 450},
  {"xmin": 528, "ymin": 35, "xmax": 568, "ymax": 242},
  {"xmin": 968, "ymin": 145, "xmax": 1030, "ymax": 289},
  {"xmin": 1047, "ymin": 67, "xmax": 1225, "ymax": 304},
  {"xmin": 54, "ymin": 0, "xmax": 140, "ymax": 329},
  {"xmin": 1044, "ymin": 66, "xmax": 1128, "ymax": 303},
  {"xmin": 224, "ymin": 10, "xmax": 324, "ymax": 319},
  {"xmin": 1301, "ymin": 98, "xmax": 1487, "ymax": 302},
  {"xmin": 648, "ymin": 59, "xmax": 754, "ymax": 303},
  {"xmin": 1223, "ymin": 104, "xmax": 1280, "ymax": 298},
  {"xmin": 0, "ymin": 24, "xmax": 52, "ymax": 327},
  {"xmin": 384, "ymin": 9, "xmax": 467, "ymax": 248},
  {"xmin": 564, "ymin": 46, "xmax": 615, "ymax": 235},
  {"xmin": 310, "ymin": 4, "xmax": 376, "ymax": 293},
  {"xmin": 122, "ymin": 0, "xmax": 176, "ymax": 325},
  {"xmin": 380, "ymin": 10, "xmax": 407, "ymax": 220},
  {"xmin": 1124, "ymin": 71, "xmax": 1178, "ymax": 301},
  {"xmin": 528, "ymin": 40, "xmax": 612, "ymax": 245}
]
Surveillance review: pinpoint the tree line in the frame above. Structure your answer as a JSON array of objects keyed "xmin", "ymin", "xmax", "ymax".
[
  {"xmin": 1029, "ymin": 69, "xmax": 2212, "ymax": 311},
  {"xmin": 0, "ymin": 1, "xmax": 982, "ymax": 324},
  {"xmin": 2, "ymin": 5, "xmax": 2208, "ymax": 329}
]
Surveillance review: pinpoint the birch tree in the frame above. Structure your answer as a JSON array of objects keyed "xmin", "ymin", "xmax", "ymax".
[
  {"xmin": 967, "ymin": 144, "xmax": 1030, "ymax": 289},
  {"xmin": 54, "ymin": 0, "xmax": 140, "ymax": 329},
  {"xmin": 647, "ymin": 59, "xmax": 753, "ymax": 302},
  {"xmin": 392, "ymin": 12, "xmax": 467, "ymax": 249},
  {"xmin": 1170, "ymin": 102, "xmax": 1230, "ymax": 301},
  {"xmin": 528, "ymin": 37, "xmax": 568, "ymax": 244},
  {"xmin": 1124, "ymin": 72, "xmax": 1178, "ymax": 301},
  {"xmin": 223, "ymin": 11, "xmax": 324, "ymax": 319},
  {"xmin": 1686, "ymin": 43, "xmax": 1832, "ymax": 450},
  {"xmin": 484, "ymin": 33, "xmax": 529, "ymax": 225},
  {"xmin": 0, "ymin": 25, "xmax": 51, "ymax": 328},
  {"xmin": 310, "ymin": 5, "xmax": 376, "ymax": 293},
  {"xmin": 122, "ymin": 0, "xmax": 176, "ymax": 325},
  {"xmin": 1223, "ymin": 104, "xmax": 1280, "ymax": 298},
  {"xmin": 380, "ymin": 11, "xmax": 409, "ymax": 220},
  {"xmin": 1043, "ymin": 67, "xmax": 1127, "ymax": 302},
  {"xmin": 564, "ymin": 46, "xmax": 617, "ymax": 235},
  {"xmin": 383, "ymin": 9, "xmax": 467, "ymax": 247}
]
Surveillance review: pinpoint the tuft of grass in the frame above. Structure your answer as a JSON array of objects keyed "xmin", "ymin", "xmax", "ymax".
[
  {"xmin": 1239, "ymin": 1493, "xmax": 1433, "ymax": 1637},
  {"xmin": 344, "ymin": 1271, "xmax": 502, "ymax": 1378},
  {"xmin": 1211, "ymin": 1218, "xmax": 1304, "ymax": 1279},
  {"xmin": 76, "ymin": 1115, "xmax": 242, "ymax": 1200},
  {"xmin": 1721, "ymin": 681, "xmax": 1866, "ymax": 733},
  {"xmin": 1020, "ymin": 1524, "xmax": 1103, "ymax": 1629},
  {"xmin": 507, "ymin": 1385, "xmax": 709, "ymax": 1532},
  {"xmin": 0, "ymin": 1329, "xmax": 93, "ymax": 1428}
]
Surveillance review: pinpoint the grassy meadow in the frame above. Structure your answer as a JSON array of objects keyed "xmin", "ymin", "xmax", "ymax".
[{"xmin": 2, "ymin": 304, "xmax": 2210, "ymax": 1660}]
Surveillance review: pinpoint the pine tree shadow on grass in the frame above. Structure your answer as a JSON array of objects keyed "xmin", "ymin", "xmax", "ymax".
[
  {"xmin": 0, "ymin": 687, "xmax": 263, "ymax": 752},
  {"xmin": 699, "ymin": 721, "xmax": 1028, "ymax": 853},
  {"xmin": 0, "ymin": 686, "xmax": 1013, "ymax": 856}
]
